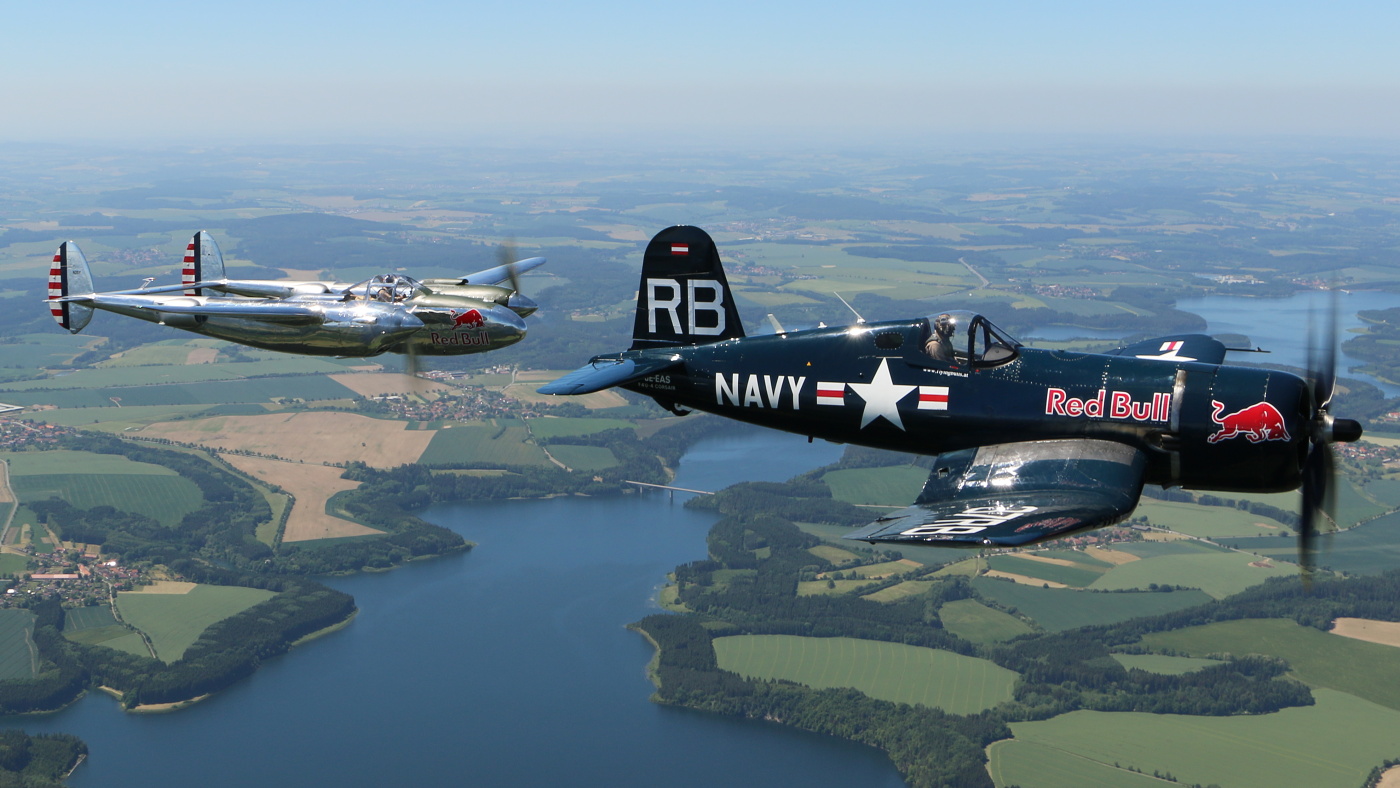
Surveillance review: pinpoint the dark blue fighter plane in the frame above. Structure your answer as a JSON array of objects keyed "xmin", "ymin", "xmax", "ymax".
[{"xmin": 541, "ymin": 226, "xmax": 1361, "ymax": 566}]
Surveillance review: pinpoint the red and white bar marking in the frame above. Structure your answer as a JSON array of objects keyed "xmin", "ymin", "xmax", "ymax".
[
  {"xmin": 816, "ymin": 382, "xmax": 845, "ymax": 406},
  {"xmin": 917, "ymin": 385, "xmax": 949, "ymax": 410}
]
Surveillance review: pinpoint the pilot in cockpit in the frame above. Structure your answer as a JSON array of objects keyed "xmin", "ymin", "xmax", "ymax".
[
  {"xmin": 924, "ymin": 313, "xmax": 958, "ymax": 363},
  {"xmin": 920, "ymin": 311, "xmax": 1021, "ymax": 368}
]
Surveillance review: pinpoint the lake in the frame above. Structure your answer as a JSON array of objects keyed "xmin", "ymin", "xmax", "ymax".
[{"xmin": 6, "ymin": 430, "xmax": 910, "ymax": 787}]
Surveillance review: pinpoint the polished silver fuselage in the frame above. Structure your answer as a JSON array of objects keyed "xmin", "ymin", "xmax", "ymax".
[{"xmin": 88, "ymin": 292, "xmax": 526, "ymax": 357}]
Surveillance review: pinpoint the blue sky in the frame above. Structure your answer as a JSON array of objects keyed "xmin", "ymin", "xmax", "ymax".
[{"xmin": 4, "ymin": 0, "xmax": 1397, "ymax": 145}]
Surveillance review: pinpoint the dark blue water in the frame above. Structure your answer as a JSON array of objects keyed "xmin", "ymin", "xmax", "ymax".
[{"xmin": 6, "ymin": 429, "xmax": 907, "ymax": 787}]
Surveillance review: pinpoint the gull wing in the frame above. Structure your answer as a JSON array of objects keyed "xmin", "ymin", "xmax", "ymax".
[
  {"xmin": 537, "ymin": 355, "xmax": 682, "ymax": 395},
  {"xmin": 844, "ymin": 439, "xmax": 1147, "ymax": 548}
]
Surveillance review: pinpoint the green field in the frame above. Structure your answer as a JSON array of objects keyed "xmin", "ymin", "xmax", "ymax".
[
  {"xmin": 417, "ymin": 420, "xmax": 551, "ymax": 466},
  {"xmin": 822, "ymin": 465, "xmax": 928, "ymax": 506},
  {"xmin": 988, "ymin": 739, "xmax": 1170, "ymax": 788},
  {"xmin": 1, "ymin": 450, "xmax": 176, "ymax": 476},
  {"xmin": 797, "ymin": 579, "xmax": 879, "ymax": 596},
  {"xmin": 33, "ymin": 404, "xmax": 222, "ymax": 429},
  {"xmin": 938, "ymin": 598, "xmax": 1035, "ymax": 643},
  {"xmin": 3, "ymin": 450, "xmax": 205, "ymax": 527},
  {"xmin": 0, "ymin": 610, "xmax": 36, "ymax": 680},
  {"xmin": 861, "ymin": 580, "xmax": 936, "ymax": 603},
  {"xmin": 1219, "ymin": 510, "xmax": 1400, "ymax": 576},
  {"xmin": 12, "ymin": 474, "xmax": 203, "ymax": 529},
  {"xmin": 525, "ymin": 417, "xmax": 632, "ymax": 439},
  {"xmin": 0, "ymin": 358, "xmax": 352, "ymax": 391},
  {"xmin": 1142, "ymin": 618, "xmax": 1400, "ymax": 711},
  {"xmin": 971, "ymin": 577, "xmax": 1213, "ymax": 632},
  {"xmin": 1004, "ymin": 690, "xmax": 1400, "ymax": 788},
  {"xmin": 1112, "ymin": 540, "xmax": 1225, "ymax": 559},
  {"xmin": 1087, "ymin": 552, "xmax": 1296, "ymax": 598},
  {"xmin": 117, "ymin": 585, "xmax": 278, "ymax": 663},
  {"xmin": 0, "ymin": 554, "xmax": 28, "ymax": 576},
  {"xmin": 545, "ymin": 445, "xmax": 617, "ymax": 471},
  {"xmin": 1109, "ymin": 653, "xmax": 1223, "ymax": 675},
  {"xmin": 63, "ymin": 605, "xmax": 121, "ymax": 631},
  {"xmin": 1135, "ymin": 498, "xmax": 1290, "ymax": 538},
  {"xmin": 59, "ymin": 604, "xmax": 151, "ymax": 653},
  {"xmin": 22, "ymin": 374, "xmax": 357, "ymax": 408},
  {"xmin": 713, "ymin": 634, "xmax": 1018, "ymax": 714}
]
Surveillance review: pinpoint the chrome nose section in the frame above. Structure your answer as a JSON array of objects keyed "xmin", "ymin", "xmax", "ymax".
[
  {"xmin": 490, "ymin": 305, "xmax": 528, "ymax": 346},
  {"xmin": 506, "ymin": 292, "xmax": 538, "ymax": 318}
]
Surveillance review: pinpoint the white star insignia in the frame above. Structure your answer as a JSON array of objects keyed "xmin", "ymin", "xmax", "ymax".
[{"xmin": 846, "ymin": 358, "xmax": 915, "ymax": 430}]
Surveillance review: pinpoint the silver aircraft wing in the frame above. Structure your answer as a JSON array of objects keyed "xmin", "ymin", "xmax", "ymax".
[
  {"xmin": 204, "ymin": 280, "xmax": 338, "ymax": 298},
  {"xmin": 844, "ymin": 439, "xmax": 1148, "ymax": 548},
  {"xmin": 453, "ymin": 257, "xmax": 547, "ymax": 287}
]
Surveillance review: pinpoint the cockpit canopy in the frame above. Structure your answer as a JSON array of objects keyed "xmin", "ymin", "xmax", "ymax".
[
  {"xmin": 344, "ymin": 274, "xmax": 428, "ymax": 304},
  {"xmin": 922, "ymin": 310, "xmax": 1021, "ymax": 367}
]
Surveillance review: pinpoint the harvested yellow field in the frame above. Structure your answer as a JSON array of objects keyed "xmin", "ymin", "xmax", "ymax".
[
  {"xmin": 1019, "ymin": 553, "xmax": 1079, "ymax": 568},
  {"xmin": 222, "ymin": 455, "xmax": 381, "ymax": 542},
  {"xmin": 132, "ymin": 581, "xmax": 197, "ymax": 594},
  {"xmin": 185, "ymin": 348, "xmax": 219, "ymax": 364},
  {"xmin": 140, "ymin": 411, "xmax": 433, "ymax": 467},
  {"xmin": 1142, "ymin": 530, "xmax": 1190, "ymax": 541},
  {"xmin": 982, "ymin": 570, "xmax": 1067, "ymax": 589},
  {"xmin": 1379, "ymin": 765, "xmax": 1400, "ymax": 788},
  {"xmin": 330, "ymin": 372, "xmax": 452, "ymax": 398},
  {"xmin": 1331, "ymin": 618, "xmax": 1400, "ymax": 648},
  {"xmin": 1087, "ymin": 547, "xmax": 1141, "ymax": 565}
]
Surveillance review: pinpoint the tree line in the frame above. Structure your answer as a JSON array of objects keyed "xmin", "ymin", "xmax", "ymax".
[{"xmin": 633, "ymin": 470, "xmax": 1400, "ymax": 787}]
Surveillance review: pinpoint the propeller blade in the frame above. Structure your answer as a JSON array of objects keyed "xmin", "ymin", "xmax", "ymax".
[
  {"xmin": 1298, "ymin": 444, "xmax": 1336, "ymax": 586},
  {"xmin": 497, "ymin": 239, "xmax": 521, "ymax": 294},
  {"xmin": 1305, "ymin": 289, "xmax": 1338, "ymax": 410}
]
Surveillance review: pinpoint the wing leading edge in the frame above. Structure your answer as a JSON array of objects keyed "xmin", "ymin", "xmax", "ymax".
[
  {"xmin": 537, "ymin": 355, "xmax": 682, "ymax": 395},
  {"xmin": 844, "ymin": 439, "xmax": 1147, "ymax": 548}
]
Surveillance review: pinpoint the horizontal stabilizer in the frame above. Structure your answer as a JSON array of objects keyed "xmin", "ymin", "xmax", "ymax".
[
  {"xmin": 537, "ymin": 356, "xmax": 681, "ymax": 396},
  {"xmin": 1105, "ymin": 334, "xmax": 1227, "ymax": 365},
  {"xmin": 844, "ymin": 439, "xmax": 1146, "ymax": 548}
]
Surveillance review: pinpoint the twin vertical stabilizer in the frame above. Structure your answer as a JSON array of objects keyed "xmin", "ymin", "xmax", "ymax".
[
  {"xmin": 183, "ymin": 230, "xmax": 226, "ymax": 296},
  {"xmin": 47, "ymin": 242, "xmax": 94, "ymax": 333}
]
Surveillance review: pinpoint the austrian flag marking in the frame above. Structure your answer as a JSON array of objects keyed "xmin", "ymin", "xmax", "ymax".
[
  {"xmin": 670, "ymin": 243, "xmax": 689, "ymax": 256},
  {"xmin": 816, "ymin": 382, "xmax": 845, "ymax": 406},
  {"xmin": 918, "ymin": 386, "xmax": 949, "ymax": 410}
]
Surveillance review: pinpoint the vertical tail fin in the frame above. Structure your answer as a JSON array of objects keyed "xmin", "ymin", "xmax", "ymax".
[
  {"xmin": 47, "ymin": 242, "xmax": 94, "ymax": 334},
  {"xmin": 630, "ymin": 226, "xmax": 745, "ymax": 350},
  {"xmin": 183, "ymin": 231, "xmax": 226, "ymax": 295}
]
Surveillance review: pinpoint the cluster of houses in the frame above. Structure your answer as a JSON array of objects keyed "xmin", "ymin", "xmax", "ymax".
[
  {"xmin": 2, "ymin": 545, "xmax": 144, "ymax": 608},
  {"xmin": 0, "ymin": 419, "xmax": 70, "ymax": 450},
  {"xmin": 372, "ymin": 386, "xmax": 571, "ymax": 422}
]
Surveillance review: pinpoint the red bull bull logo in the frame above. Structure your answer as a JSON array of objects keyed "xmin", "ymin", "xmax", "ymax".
[
  {"xmin": 1207, "ymin": 400, "xmax": 1291, "ymax": 444},
  {"xmin": 452, "ymin": 309, "xmax": 486, "ymax": 329}
]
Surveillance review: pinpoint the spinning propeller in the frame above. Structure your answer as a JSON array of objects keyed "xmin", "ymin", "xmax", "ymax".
[{"xmin": 1298, "ymin": 290, "xmax": 1364, "ymax": 582}]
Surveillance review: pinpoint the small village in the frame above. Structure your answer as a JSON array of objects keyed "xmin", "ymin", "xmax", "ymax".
[{"xmin": 0, "ymin": 542, "xmax": 145, "ymax": 610}]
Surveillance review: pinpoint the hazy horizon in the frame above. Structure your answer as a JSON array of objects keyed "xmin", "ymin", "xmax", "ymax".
[{"xmin": 4, "ymin": 1, "xmax": 1398, "ymax": 148}]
